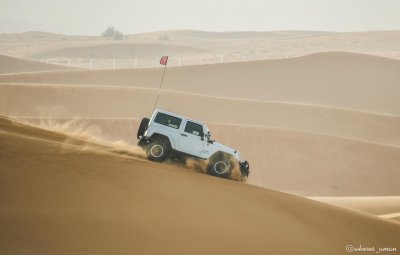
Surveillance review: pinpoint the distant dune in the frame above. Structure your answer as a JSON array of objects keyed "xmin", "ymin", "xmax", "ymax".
[
  {"xmin": 28, "ymin": 43, "xmax": 209, "ymax": 59},
  {"xmin": 128, "ymin": 30, "xmax": 400, "ymax": 62},
  {"xmin": 1, "ymin": 117, "xmax": 399, "ymax": 255},
  {"xmin": 132, "ymin": 29, "xmax": 333, "ymax": 40},
  {"xmin": 2, "ymin": 29, "xmax": 400, "ymax": 61},
  {"xmin": 0, "ymin": 54, "xmax": 78, "ymax": 74},
  {"xmin": 1, "ymin": 52, "xmax": 399, "ymax": 114}
]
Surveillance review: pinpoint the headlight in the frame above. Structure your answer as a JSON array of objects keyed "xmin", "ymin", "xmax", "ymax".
[{"xmin": 234, "ymin": 152, "xmax": 240, "ymax": 160}]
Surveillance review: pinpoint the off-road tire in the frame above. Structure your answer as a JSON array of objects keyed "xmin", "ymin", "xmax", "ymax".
[
  {"xmin": 137, "ymin": 118, "xmax": 150, "ymax": 139},
  {"xmin": 208, "ymin": 152, "xmax": 234, "ymax": 178},
  {"xmin": 146, "ymin": 139, "xmax": 171, "ymax": 162}
]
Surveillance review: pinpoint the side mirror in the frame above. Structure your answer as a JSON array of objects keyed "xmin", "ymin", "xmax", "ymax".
[{"xmin": 199, "ymin": 131, "xmax": 205, "ymax": 141}]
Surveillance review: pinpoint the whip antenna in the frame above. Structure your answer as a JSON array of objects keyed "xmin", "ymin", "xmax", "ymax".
[{"xmin": 154, "ymin": 56, "xmax": 169, "ymax": 110}]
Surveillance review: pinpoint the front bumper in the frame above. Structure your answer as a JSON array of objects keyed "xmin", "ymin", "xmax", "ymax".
[{"xmin": 239, "ymin": 160, "xmax": 250, "ymax": 177}]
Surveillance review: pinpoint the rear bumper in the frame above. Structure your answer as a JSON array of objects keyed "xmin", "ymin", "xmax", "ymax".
[{"xmin": 239, "ymin": 160, "xmax": 250, "ymax": 177}]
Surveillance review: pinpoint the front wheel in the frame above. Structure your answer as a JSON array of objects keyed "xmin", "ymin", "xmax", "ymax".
[
  {"xmin": 208, "ymin": 153, "xmax": 233, "ymax": 178},
  {"xmin": 146, "ymin": 139, "xmax": 170, "ymax": 162}
]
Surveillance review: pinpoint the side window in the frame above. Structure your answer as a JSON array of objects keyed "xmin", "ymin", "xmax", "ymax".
[
  {"xmin": 184, "ymin": 121, "xmax": 203, "ymax": 136},
  {"xmin": 154, "ymin": 112, "xmax": 182, "ymax": 129}
]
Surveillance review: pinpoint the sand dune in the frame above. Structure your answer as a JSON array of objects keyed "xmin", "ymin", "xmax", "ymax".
[
  {"xmin": 1, "ymin": 117, "xmax": 399, "ymax": 255},
  {"xmin": 6, "ymin": 115, "xmax": 399, "ymax": 196},
  {"xmin": 2, "ymin": 83, "xmax": 399, "ymax": 147},
  {"xmin": 2, "ymin": 29, "xmax": 400, "ymax": 254},
  {"xmin": 310, "ymin": 197, "xmax": 400, "ymax": 222},
  {"xmin": 2, "ymin": 82, "xmax": 400, "ymax": 195},
  {"xmin": 210, "ymin": 124, "xmax": 400, "ymax": 196},
  {"xmin": 1, "ymin": 52, "xmax": 400, "ymax": 115},
  {"xmin": 0, "ymin": 54, "xmax": 77, "ymax": 74},
  {"xmin": 1, "ymin": 52, "xmax": 400, "ymax": 196}
]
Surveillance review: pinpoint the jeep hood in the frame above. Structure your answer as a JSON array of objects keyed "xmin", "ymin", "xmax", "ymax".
[{"xmin": 212, "ymin": 141, "xmax": 239, "ymax": 159}]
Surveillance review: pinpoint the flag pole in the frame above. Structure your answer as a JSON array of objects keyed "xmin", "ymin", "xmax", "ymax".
[{"xmin": 154, "ymin": 56, "xmax": 168, "ymax": 110}]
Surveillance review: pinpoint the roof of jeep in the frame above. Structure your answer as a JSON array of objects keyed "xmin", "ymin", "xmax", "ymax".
[{"xmin": 154, "ymin": 108, "xmax": 207, "ymax": 127}]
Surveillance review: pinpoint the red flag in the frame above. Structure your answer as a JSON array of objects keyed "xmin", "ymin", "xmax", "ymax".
[{"xmin": 160, "ymin": 56, "xmax": 168, "ymax": 65}]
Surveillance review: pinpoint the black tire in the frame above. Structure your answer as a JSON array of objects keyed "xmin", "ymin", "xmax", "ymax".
[
  {"xmin": 137, "ymin": 118, "xmax": 150, "ymax": 139},
  {"xmin": 146, "ymin": 139, "xmax": 170, "ymax": 162},
  {"xmin": 208, "ymin": 152, "xmax": 233, "ymax": 178}
]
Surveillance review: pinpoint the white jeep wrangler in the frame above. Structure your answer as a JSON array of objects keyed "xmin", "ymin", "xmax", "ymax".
[{"xmin": 137, "ymin": 109, "xmax": 250, "ymax": 178}]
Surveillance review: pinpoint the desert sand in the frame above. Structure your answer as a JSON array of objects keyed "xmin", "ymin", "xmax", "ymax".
[
  {"xmin": 1, "ymin": 30, "xmax": 400, "ymax": 254},
  {"xmin": 1, "ymin": 117, "xmax": 399, "ymax": 255},
  {"xmin": 311, "ymin": 197, "xmax": 400, "ymax": 222},
  {"xmin": 1, "ymin": 52, "xmax": 400, "ymax": 196}
]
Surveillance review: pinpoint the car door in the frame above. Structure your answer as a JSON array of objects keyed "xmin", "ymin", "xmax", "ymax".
[{"xmin": 177, "ymin": 120, "xmax": 205, "ymax": 156}]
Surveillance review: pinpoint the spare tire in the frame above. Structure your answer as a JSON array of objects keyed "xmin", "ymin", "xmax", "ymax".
[{"xmin": 137, "ymin": 118, "xmax": 150, "ymax": 139}]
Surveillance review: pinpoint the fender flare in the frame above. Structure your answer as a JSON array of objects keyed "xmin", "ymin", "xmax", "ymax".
[
  {"xmin": 209, "ymin": 151, "xmax": 233, "ymax": 161},
  {"xmin": 149, "ymin": 133, "xmax": 174, "ymax": 149}
]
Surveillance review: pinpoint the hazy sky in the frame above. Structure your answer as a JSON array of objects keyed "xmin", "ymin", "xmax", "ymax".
[{"xmin": 1, "ymin": 0, "xmax": 400, "ymax": 35}]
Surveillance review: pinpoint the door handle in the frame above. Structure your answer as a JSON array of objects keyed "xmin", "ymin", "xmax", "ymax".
[{"xmin": 181, "ymin": 134, "xmax": 187, "ymax": 137}]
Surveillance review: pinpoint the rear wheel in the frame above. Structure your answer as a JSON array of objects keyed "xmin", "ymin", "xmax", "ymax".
[
  {"xmin": 208, "ymin": 152, "xmax": 233, "ymax": 178},
  {"xmin": 146, "ymin": 139, "xmax": 170, "ymax": 162}
]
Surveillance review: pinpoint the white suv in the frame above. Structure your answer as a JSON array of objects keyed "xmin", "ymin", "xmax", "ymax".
[{"xmin": 137, "ymin": 109, "xmax": 250, "ymax": 178}]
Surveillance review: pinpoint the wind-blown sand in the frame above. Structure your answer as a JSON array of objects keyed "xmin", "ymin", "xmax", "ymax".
[{"xmin": 1, "ymin": 117, "xmax": 399, "ymax": 255}]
